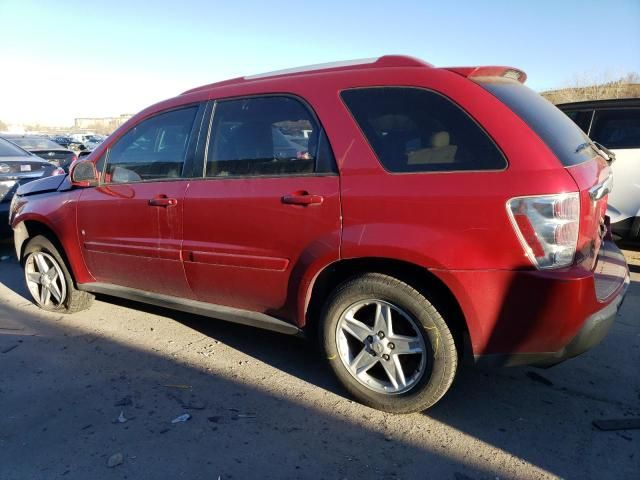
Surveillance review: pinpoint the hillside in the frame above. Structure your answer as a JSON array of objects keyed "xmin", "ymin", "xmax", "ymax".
[{"xmin": 542, "ymin": 74, "xmax": 640, "ymax": 104}]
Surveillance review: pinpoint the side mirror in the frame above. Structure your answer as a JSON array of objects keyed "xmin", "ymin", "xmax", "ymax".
[{"xmin": 70, "ymin": 160, "xmax": 98, "ymax": 187}]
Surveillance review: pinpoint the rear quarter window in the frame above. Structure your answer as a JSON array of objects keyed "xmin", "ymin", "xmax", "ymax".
[{"xmin": 341, "ymin": 87, "xmax": 506, "ymax": 173}]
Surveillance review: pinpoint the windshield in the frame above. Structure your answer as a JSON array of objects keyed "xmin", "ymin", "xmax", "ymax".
[
  {"xmin": 478, "ymin": 79, "xmax": 597, "ymax": 166},
  {"xmin": 0, "ymin": 137, "xmax": 30, "ymax": 157},
  {"xmin": 7, "ymin": 136, "xmax": 65, "ymax": 150}
]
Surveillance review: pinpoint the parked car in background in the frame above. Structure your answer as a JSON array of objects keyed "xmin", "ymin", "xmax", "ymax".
[
  {"xmin": 51, "ymin": 135, "xmax": 88, "ymax": 153},
  {"xmin": 9, "ymin": 56, "xmax": 629, "ymax": 413},
  {"xmin": 2, "ymin": 135, "xmax": 77, "ymax": 172},
  {"xmin": 72, "ymin": 135, "xmax": 107, "ymax": 160},
  {"xmin": 558, "ymin": 98, "xmax": 640, "ymax": 241},
  {"xmin": 0, "ymin": 137, "xmax": 63, "ymax": 235},
  {"xmin": 82, "ymin": 135, "xmax": 105, "ymax": 151}
]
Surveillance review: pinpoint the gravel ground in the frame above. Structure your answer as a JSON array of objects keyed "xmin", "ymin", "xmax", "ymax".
[{"xmin": 0, "ymin": 242, "xmax": 638, "ymax": 480}]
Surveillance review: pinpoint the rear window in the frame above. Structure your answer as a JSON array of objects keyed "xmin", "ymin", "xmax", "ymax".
[
  {"xmin": 479, "ymin": 79, "xmax": 596, "ymax": 166},
  {"xmin": 590, "ymin": 108, "xmax": 640, "ymax": 149},
  {"xmin": 341, "ymin": 87, "xmax": 506, "ymax": 173},
  {"xmin": 6, "ymin": 137, "xmax": 64, "ymax": 150},
  {"xmin": 0, "ymin": 138, "xmax": 29, "ymax": 157}
]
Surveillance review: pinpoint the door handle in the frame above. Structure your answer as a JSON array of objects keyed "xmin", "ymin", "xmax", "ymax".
[
  {"xmin": 148, "ymin": 195, "xmax": 178, "ymax": 207},
  {"xmin": 281, "ymin": 191, "xmax": 324, "ymax": 206}
]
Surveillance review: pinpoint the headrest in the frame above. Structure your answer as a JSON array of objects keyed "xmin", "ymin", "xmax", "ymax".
[{"xmin": 430, "ymin": 131, "xmax": 450, "ymax": 148}]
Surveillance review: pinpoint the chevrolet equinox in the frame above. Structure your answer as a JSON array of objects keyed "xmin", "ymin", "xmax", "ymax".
[{"xmin": 9, "ymin": 56, "xmax": 630, "ymax": 413}]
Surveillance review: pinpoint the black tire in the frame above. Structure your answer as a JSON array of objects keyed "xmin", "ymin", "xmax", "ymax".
[
  {"xmin": 321, "ymin": 273, "xmax": 458, "ymax": 413},
  {"xmin": 23, "ymin": 235, "xmax": 94, "ymax": 314}
]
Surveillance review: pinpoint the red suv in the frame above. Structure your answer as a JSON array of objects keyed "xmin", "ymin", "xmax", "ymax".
[{"xmin": 9, "ymin": 56, "xmax": 629, "ymax": 413}]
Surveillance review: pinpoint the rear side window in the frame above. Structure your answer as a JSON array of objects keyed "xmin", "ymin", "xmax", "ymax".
[
  {"xmin": 480, "ymin": 80, "xmax": 595, "ymax": 166},
  {"xmin": 563, "ymin": 110, "xmax": 593, "ymax": 134},
  {"xmin": 104, "ymin": 106, "xmax": 198, "ymax": 183},
  {"xmin": 206, "ymin": 96, "xmax": 334, "ymax": 177},
  {"xmin": 341, "ymin": 87, "xmax": 506, "ymax": 172},
  {"xmin": 590, "ymin": 109, "xmax": 640, "ymax": 149}
]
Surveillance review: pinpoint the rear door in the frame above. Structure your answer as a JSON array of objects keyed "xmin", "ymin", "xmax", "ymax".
[
  {"xmin": 182, "ymin": 95, "xmax": 341, "ymax": 317},
  {"xmin": 77, "ymin": 104, "xmax": 205, "ymax": 297}
]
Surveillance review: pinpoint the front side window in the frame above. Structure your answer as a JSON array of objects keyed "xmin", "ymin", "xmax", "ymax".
[
  {"xmin": 590, "ymin": 108, "xmax": 640, "ymax": 149},
  {"xmin": 206, "ymin": 96, "xmax": 328, "ymax": 177},
  {"xmin": 104, "ymin": 106, "xmax": 198, "ymax": 183},
  {"xmin": 341, "ymin": 87, "xmax": 506, "ymax": 173}
]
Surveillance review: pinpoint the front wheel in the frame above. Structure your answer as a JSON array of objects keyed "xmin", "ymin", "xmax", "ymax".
[
  {"xmin": 23, "ymin": 235, "xmax": 93, "ymax": 313},
  {"xmin": 321, "ymin": 273, "xmax": 458, "ymax": 413}
]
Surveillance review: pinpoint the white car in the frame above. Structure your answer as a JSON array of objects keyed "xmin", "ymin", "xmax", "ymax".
[{"xmin": 558, "ymin": 99, "xmax": 640, "ymax": 241}]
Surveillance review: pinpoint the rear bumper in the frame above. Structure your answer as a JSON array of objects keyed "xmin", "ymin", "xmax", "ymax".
[
  {"xmin": 474, "ymin": 274, "xmax": 629, "ymax": 367},
  {"xmin": 436, "ymin": 240, "xmax": 630, "ymax": 367}
]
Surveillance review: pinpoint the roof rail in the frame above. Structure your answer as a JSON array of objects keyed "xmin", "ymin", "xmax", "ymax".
[{"xmin": 181, "ymin": 55, "xmax": 431, "ymax": 95}]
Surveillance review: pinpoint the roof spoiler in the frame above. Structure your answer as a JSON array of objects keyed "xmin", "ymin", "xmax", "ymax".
[{"xmin": 445, "ymin": 66, "xmax": 527, "ymax": 84}]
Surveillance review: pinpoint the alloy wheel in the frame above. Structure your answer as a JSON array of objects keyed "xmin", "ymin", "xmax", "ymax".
[
  {"xmin": 335, "ymin": 299, "xmax": 428, "ymax": 395},
  {"xmin": 25, "ymin": 251, "xmax": 67, "ymax": 308}
]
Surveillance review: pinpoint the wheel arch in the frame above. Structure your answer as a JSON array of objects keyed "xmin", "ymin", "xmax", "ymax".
[
  {"xmin": 14, "ymin": 217, "xmax": 59, "ymax": 263},
  {"xmin": 14, "ymin": 219, "xmax": 82, "ymax": 287},
  {"xmin": 302, "ymin": 257, "xmax": 471, "ymax": 359}
]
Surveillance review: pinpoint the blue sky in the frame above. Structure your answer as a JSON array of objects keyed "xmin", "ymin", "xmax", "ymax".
[{"xmin": 1, "ymin": 0, "xmax": 639, "ymax": 125}]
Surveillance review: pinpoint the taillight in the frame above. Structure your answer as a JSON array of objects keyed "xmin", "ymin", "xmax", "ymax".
[
  {"xmin": 507, "ymin": 193, "xmax": 580, "ymax": 269},
  {"xmin": 52, "ymin": 167, "xmax": 66, "ymax": 176}
]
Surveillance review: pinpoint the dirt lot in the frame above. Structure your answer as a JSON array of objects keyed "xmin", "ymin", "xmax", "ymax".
[{"xmin": 0, "ymin": 242, "xmax": 638, "ymax": 480}]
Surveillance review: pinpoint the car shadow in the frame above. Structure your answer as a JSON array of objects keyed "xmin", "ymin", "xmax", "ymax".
[
  {"xmin": 0, "ymin": 295, "xmax": 490, "ymax": 479},
  {"xmin": 101, "ymin": 294, "xmax": 346, "ymax": 398},
  {"xmin": 95, "ymin": 274, "xmax": 640, "ymax": 479}
]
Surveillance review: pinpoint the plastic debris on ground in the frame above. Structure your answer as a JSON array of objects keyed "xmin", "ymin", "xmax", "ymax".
[
  {"xmin": 171, "ymin": 413, "xmax": 191, "ymax": 423},
  {"xmin": 107, "ymin": 452, "xmax": 124, "ymax": 468}
]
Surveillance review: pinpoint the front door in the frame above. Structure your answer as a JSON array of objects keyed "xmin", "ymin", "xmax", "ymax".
[
  {"xmin": 77, "ymin": 105, "xmax": 203, "ymax": 298},
  {"xmin": 182, "ymin": 95, "xmax": 341, "ymax": 317}
]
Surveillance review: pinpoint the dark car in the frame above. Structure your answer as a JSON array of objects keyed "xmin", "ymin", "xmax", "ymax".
[
  {"xmin": 3, "ymin": 135, "xmax": 77, "ymax": 172},
  {"xmin": 51, "ymin": 135, "xmax": 88, "ymax": 153},
  {"xmin": 0, "ymin": 137, "xmax": 63, "ymax": 235},
  {"xmin": 8, "ymin": 56, "xmax": 629, "ymax": 413}
]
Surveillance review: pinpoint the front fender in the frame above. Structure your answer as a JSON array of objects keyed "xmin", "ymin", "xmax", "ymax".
[{"xmin": 11, "ymin": 189, "xmax": 94, "ymax": 284}]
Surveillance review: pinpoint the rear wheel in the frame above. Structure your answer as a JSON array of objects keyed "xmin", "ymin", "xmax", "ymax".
[
  {"xmin": 321, "ymin": 273, "xmax": 458, "ymax": 413},
  {"xmin": 23, "ymin": 235, "xmax": 93, "ymax": 313}
]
